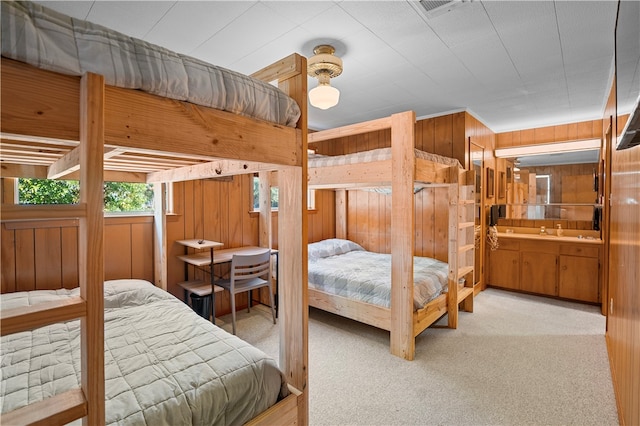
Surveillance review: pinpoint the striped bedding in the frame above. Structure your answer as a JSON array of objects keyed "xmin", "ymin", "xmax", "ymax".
[
  {"xmin": 308, "ymin": 147, "xmax": 462, "ymax": 168},
  {"xmin": 1, "ymin": 1, "xmax": 300, "ymax": 127},
  {"xmin": 1, "ymin": 279, "xmax": 288, "ymax": 425},
  {"xmin": 308, "ymin": 239, "xmax": 449, "ymax": 310}
]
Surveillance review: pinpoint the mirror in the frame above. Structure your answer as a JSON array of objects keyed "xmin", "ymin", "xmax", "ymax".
[
  {"xmin": 501, "ymin": 149, "xmax": 601, "ymax": 229},
  {"xmin": 470, "ymin": 142, "xmax": 484, "ymax": 288}
]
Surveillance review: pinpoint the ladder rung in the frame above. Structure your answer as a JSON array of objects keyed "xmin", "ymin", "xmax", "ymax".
[
  {"xmin": 458, "ymin": 244, "xmax": 474, "ymax": 254},
  {"xmin": 1, "ymin": 297, "xmax": 86, "ymax": 336},
  {"xmin": 1, "ymin": 388, "xmax": 87, "ymax": 425},
  {"xmin": 458, "ymin": 266, "xmax": 474, "ymax": 277},
  {"xmin": 457, "ymin": 285, "xmax": 474, "ymax": 303},
  {"xmin": 1, "ymin": 203, "xmax": 87, "ymax": 221},
  {"xmin": 458, "ymin": 199, "xmax": 474, "ymax": 205},
  {"xmin": 459, "ymin": 221, "xmax": 475, "ymax": 229}
]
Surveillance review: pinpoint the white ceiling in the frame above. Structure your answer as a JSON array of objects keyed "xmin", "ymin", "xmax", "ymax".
[{"xmin": 32, "ymin": 0, "xmax": 627, "ymax": 134}]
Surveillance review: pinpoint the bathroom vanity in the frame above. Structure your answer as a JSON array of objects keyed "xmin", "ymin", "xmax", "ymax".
[{"xmin": 488, "ymin": 230, "xmax": 602, "ymax": 305}]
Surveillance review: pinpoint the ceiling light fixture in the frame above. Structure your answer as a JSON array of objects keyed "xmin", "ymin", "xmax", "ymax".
[{"xmin": 307, "ymin": 45, "xmax": 342, "ymax": 110}]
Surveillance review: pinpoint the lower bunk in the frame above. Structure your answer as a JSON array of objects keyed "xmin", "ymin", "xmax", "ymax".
[
  {"xmin": 307, "ymin": 239, "xmax": 474, "ymax": 344},
  {"xmin": 0, "ymin": 279, "xmax": 301, "ymax": 425}
]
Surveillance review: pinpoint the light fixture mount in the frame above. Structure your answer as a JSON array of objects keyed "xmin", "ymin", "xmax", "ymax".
[{"xmin": 307, "ymin": 45, "xmax": 343, "ymax": 79}]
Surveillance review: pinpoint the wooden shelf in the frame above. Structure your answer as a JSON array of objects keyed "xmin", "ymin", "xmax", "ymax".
[{"xmin": 177, "ymin": 280, "xmax": 224, "ymax": 297}]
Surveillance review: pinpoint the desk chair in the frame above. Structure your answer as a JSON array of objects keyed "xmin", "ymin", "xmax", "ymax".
[{"xmin": 217, "ymin": 248, "xmax": 276, "ymax": 335}]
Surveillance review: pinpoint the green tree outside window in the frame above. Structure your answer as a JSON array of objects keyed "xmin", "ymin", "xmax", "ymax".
[{"xmin": 18, "ymin": 178, "xmax": 154, "ymax": 212}]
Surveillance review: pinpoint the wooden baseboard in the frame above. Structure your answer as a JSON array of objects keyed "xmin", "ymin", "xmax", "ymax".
[{"xmin": 605, "ymin": 333, "xmax": 625, "ymax": 426}]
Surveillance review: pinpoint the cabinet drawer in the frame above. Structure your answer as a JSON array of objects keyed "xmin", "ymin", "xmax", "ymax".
[
  {"xmin": 497, "ymin": 239, "xmax": 520, "ymax": 251},
  {"xmin": 560, "ymin": 245, "xmax": 599, "ymax": 258}
]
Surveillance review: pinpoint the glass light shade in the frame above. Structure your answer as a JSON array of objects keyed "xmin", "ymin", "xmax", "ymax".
[{"xmin": 309, "ymin": 84, "xmax": 340, "ymax": 110}]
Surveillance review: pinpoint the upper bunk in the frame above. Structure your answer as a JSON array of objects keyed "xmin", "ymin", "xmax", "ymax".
[
  {"xmin": 1, "ymin": 1, "xmax": 306, "ymax": 186},
  {"xmin": 307, "ymin": 111, "xmax": 464, "ymax": 190}
]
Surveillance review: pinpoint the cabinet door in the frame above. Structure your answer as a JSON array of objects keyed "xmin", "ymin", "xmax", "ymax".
[
  {"xmin": 489, "ymin": 249, "xmax": 520, "ymax": 290},
  {"xmin": 559, "ymin": 255, "xmax": 599, "ymax": 302},
  {"xmin": 521, "ymin": 252, "xmax": 557, "ymax": 296}
]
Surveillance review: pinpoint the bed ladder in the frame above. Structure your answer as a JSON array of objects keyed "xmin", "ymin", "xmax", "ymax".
[
  {"xmin": 448, "ymin": 168, "xmax": 475, "ymax": 328},
  {"xmin": 0, "ymin": 73, "xmax": 105, "ymax": 425}
]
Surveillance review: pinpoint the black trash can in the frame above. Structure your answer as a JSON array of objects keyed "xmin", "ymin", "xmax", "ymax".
[{"xmin": 190, "ymin": 293, "xmax": 211, "ymax": 320}]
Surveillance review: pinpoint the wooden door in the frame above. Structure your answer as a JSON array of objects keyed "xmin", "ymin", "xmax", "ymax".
[
  {"xmin": 521, "ymin": 251, "xmax": 557, "ymax": 296},
  {"xmin": 558, "ymin": 255, "xmax": 599, "ymax": 303}
]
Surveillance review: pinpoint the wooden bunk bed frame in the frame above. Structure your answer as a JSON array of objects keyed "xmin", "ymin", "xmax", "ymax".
[
  {"xmin": 0, "ymin": 56, "xmax": 308, "ymax": 425},
  {"xmin": 307, "ymin": 111, "xmax": 475, "ymax": 361}
]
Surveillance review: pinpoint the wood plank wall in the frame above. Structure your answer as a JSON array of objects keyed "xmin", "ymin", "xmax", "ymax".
[
  {"xmin": 496, "ymin": 118, "xmax": 603, "ymax": 147},
  {"xmin": 604, "ymin": 79, "xmax": 640, "ymax": 426},
  {"xmin": 1, "ymin": 216, "xmax": 154, "ymax": 293},
  {"xmin": 309, "ymin": 112, "xmax": 471, "ymax": 262},
  {"xmin": 167, "ymin": 176, "xmax": 257, "ymax": 315}
]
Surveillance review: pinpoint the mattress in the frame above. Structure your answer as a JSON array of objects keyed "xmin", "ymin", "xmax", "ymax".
[
  {"xmin": 1, "ymin": 1, "xmax": 300, "ymax": 127},
  {"xmin": 308, "ymin": 147, "xmax": 462, "ymax": 168},
  {"xmin": 1, "ymin": 279, "xmax": 288, "ymax": 425},
  {"xmin": 308, "ymin": 239, "xmax": 449, "ymax": 310}
]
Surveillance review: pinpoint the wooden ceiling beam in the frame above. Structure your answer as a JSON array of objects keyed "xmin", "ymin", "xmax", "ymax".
[{"xmin": 146, "ymin": 158, "xmax": 280, "ymax": 183}]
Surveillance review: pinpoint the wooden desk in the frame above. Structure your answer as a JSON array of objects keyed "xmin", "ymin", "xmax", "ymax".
[
  {"xmin": 177, "ymin": 245, "xmax": 279, "ymax": 316},
  {"xmin": 176, "ymin": 239, "xmax": 223, "ymax": 322}
]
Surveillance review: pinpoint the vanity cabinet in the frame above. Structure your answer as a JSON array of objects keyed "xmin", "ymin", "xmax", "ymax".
[
  {"xmin": 521, "ymin": 251, "xmax": 557, "ymax": 296},
  {"xmin": 488, "ymin": 239, "xmax": 520, "ymax": 290},
  {"xmin": 558, "ymin": 245, "xmax": 600, "ymax": 303},
  {"xmin": 488, "ymin": 235, "xmax": 601, "ymax": 304}
]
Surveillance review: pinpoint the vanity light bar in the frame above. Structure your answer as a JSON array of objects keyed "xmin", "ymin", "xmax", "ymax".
[{"xmin": 494, "ymin": 138, "xmax": 601, "ymax": 158}]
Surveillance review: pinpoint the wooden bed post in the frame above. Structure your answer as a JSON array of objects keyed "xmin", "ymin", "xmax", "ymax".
[
  {"xmin": 79, "ymin": 72, "xmax": 106, "ymax": 425},
  {"xmin": 153, "ymin": 182, "xmax": 168, "ymax": 290},
  {"xmin": 335, "ymin": 189, "xmax": 347, "ymax": 239},
  {"xmin": 390, "ymin": 111, "xmax": 416, "ymax": 360},
  {"xmin": 271, "ymin": 53, "xmax": 308, "ymax": 424},
  {"xmin": 447, "ymin": 167, "xmax": 460, "ymax": 329}
]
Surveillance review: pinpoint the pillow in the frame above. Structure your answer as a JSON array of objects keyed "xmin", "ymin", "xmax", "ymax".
[{"xmin": 308, "ymin": 238, "xmax": 364, "ymax": 259}]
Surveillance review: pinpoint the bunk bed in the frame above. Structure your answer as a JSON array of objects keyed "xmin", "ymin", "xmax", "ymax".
[
  {"xmin": 1, "ymin": 279, "xmax": 290, "ymax": 425},
  {"xmin": 307, "ymin": 111, "xmax": 475, "ymax": 361},
  {"xmin": 0, "ymin": 2, "xmax": 308, "ymax": 425}
]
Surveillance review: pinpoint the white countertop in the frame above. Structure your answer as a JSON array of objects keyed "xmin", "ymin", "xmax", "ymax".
[{"xmin": 497, "ymin": 232, "xmax": 602, "ymax": 244}]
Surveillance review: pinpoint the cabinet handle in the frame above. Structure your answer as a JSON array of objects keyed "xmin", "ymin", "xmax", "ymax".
[{"xmin": 562, "ymin": 265, "xmax": 567, "ymax": 271}]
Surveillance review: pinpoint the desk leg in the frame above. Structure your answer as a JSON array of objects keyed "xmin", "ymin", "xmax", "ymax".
[
  {"xmin": 210, "ymin": 247, "xmax": 216, "ymax": 324},
  {"xmin": 183, "ymin": 247, "xmax": 189, "ymax": 304},
  {"xmin": 275, "ymin": 252, "xmax": 279, "ymax": 318}
]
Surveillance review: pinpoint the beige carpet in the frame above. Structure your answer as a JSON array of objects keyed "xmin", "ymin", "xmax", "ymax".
[{"xmin": 217, "ymin": 288, "xmax": 619, "ymax": 426}]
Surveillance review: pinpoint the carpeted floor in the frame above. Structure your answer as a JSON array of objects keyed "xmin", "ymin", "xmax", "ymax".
[{"xmin": 217, "ymin": 288, "xmax": 619, "ymax": 426}]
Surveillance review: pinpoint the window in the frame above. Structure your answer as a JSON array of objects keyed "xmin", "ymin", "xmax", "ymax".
[
  {"xmin": 251, "ymin": 175, "xmax": 315, "ymax": 211},
  {"xmin": 17, "ymin": 178, "xmax": 154, "ymax": 213},
  {"xmin": 252, "ymin": 177, "xmax": 279, "ymax": 209}
]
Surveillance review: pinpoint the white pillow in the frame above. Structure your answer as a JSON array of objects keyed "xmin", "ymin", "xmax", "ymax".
[{"xmin": 308, "ymin": 238, "xmax": 364, "ymax": 259}]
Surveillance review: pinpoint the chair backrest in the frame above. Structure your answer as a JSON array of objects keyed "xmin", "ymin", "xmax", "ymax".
[{"xmin": 230, "ymin": 249, "xmax": 271, "ymax": 284}]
